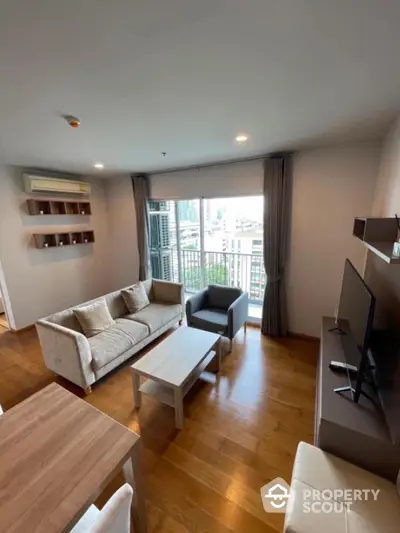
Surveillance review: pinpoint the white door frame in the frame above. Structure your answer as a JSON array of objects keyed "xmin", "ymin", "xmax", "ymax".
[{"xmin": 0, "ymin": 260, "xmax": 16, "ymax": 330}]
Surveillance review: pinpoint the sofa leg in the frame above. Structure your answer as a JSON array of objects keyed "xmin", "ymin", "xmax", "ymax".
[
  {"xmin": 84, "ymin": 386, "xmax": 92, "ymax": 395},
  {"xmin": 179, "ymin": 319, "xmax": 183, "ymax": 326}
]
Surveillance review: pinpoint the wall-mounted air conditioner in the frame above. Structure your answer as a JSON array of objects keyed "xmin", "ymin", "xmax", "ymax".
[{"xmin": 23, "ymin": 174, "xmax": 91, "ymax": 196}]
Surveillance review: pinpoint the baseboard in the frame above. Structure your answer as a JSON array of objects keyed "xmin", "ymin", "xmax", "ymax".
[
  {"xmin": 10, "ymin": 324, "xmax": 35, "ymax": 333},
  {"xmin": 246, "ymin": 320, "xmax": 260, "ymax": 328},
  {"xmin": 288, "ymin": 330, "xmax": 319, "ymax": 342}
]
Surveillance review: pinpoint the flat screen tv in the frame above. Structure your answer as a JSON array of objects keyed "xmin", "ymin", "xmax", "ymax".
[{"xmin": 335, "ymin": 259, "xmax": 376, "ymax": 402}]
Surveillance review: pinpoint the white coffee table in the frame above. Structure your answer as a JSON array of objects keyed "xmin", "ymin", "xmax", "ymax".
[{"xmin": 130, "ymin": 327, "xmax": 221, "ymax": 429}]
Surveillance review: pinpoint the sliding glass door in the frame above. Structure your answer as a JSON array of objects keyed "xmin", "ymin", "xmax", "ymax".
[
  {"xmin": 202, "ymin": 197, "xmax": 265, "ymax": 304},
  {"xmin": 149, "ymin": 196, "xmax": 265, "ymax": 316}
]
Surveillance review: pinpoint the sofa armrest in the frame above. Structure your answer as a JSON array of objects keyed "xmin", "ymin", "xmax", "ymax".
[
  {"xmin": 152, "ymin": 279, "xmax": 184, "ymax": 310},
  {"xmin": 228, "ymin": 292, "xmax": 249, "ymax": 339},
  {"xmin": 186, "ymin": 289, "xmax": 208, "ymax": 323},
  {"xmin": 36, "ymin": 320, "xmax": 95, "ymax": 389}
]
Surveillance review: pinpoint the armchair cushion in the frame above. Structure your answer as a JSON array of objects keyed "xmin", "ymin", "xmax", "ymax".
[
  {"xmin": 186, "ymin": 289, "xmax": 208, "ymax": 318},
  {"xmin": 186, "ymin": 285, "xmax": 248, "ymax": 339},
  {"xmin": 191, "ymin": 308, "xmax": 228, "ymax": 334},
  {"xmin": 207, "ymin": 285, "xmax": 242, "ymax": 311}
]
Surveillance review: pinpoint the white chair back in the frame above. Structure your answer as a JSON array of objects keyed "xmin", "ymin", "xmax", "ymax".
[
  {"xmin": 72, "ymin": 484, "xmax": 133, "ymax": 533},
  {"xmin": 91, "ymin": 484, "xmax": 133, "ymax": 533}
]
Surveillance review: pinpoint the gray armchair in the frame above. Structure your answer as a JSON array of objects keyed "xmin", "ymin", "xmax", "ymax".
[{"xmin": 186, "ymin": 285, "xmax": 249, "ymax": 351}]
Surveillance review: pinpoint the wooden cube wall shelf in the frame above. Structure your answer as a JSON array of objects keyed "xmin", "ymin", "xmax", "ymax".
[
  {"xmin": 34, "ymin": 231, "xmax": 95, "ymax": 249},
  {"xmin": 27, "ymin": 199, "xmax": 91, "ymax": 216},
  {"xmin": 353, "ymin": 217, "xmax": 400, "ymax": 264}
]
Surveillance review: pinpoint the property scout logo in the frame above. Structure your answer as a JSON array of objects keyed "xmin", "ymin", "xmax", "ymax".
[
  {"xmin": 260, "ymin": 477, "xmax": 380, "ymax": 514},
  {"xmin": 260, "ymin": 478, "xmax": 291, "ymax": 513}
]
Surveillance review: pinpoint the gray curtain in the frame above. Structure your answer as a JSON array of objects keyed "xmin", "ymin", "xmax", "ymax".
[
  {"xmin": 261, "ymin": 155, "xmax": 291, "ymax": 337},
  {"xmin": 132, "ymin": 174, "xmax": 151, "ymax": 281}
]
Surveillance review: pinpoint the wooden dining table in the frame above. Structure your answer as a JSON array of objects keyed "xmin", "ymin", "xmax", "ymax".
[{"xmin": 0, "ymin": 383, "xmax": 147, "ymax": 533}]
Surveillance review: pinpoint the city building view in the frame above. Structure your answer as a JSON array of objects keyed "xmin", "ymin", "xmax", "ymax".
[{"xmin": 149, "ymin": 196, "xmax": 266, "ymax": 306}]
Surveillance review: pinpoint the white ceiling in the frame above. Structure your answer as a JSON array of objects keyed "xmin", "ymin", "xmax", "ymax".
[{"xmin": 1, "ymin": 0, "xmax": 400, "ymax": 175}]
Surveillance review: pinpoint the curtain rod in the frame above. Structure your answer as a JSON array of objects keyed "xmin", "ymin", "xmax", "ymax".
[{"xmin": 147, "ymin": 152, "xmax": 281, "ymax": 176}]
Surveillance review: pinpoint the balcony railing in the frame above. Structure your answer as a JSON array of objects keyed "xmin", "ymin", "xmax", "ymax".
[{"xmin": 177, "ymin": 249, "xmax": 266, "ymax": 304}]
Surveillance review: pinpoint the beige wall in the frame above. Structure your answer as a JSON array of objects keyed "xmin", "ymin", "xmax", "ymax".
[
  {"xmin": 0, "ymin": 168, "xmax": 111, "ymax": 329},
  {"xmin": 371, "ymin": 118, "xmax": 400, "ymax": 217},
  {"xmin": 364, "ymin": 116, "xmax": 400, "ymax": 330},
  {"xmin": 288, "ymin": 142, "xmax": 381, "ymax": 337},
  {"xmin": 362, "ymin": 118, "xmax": 400, "ymax": 442},
  {"xmin": 104, "ymin": 176, "xmax": 140, "ymax": 290}
]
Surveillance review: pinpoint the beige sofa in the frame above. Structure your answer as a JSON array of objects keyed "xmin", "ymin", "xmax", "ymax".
[
  {"xmin": 36, "ymin": 279, "xmax": 184, "ymax": 393},
  {"xmin": 285, "ymin": 442, "xmax": 400, "ymax": 533}
]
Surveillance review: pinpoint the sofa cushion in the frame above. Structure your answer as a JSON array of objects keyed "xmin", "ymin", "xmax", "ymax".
[
  {"xmin": 190, "ymin": 308, "xmax": 228, "ymax": 334},
  {"xmin": 89, "ymin": 318, "xmax": 149, "ymax": 370},
  {"xmin": 207, "ymin": 284, "xmax": 242, "ymax": 311},
  {"xmin": 46, "ymin": 291, "xmax": 128, "ymax": 333},
  {"xmin": 46, "ymin": 308, "xmax": 83, "ymax": 333},
  {"xmin": 121, "ymin": 282, "xmax": 150, "ymax": 313},
  {"xmin": 141, "ymin": 278, "xmax": 153, "ymax": 299},
  {"xmin": 152, "ymin": 279, "xmax": 183, "ymax": 304},
  {"xmin": 124, "ymin": 303, "xmax": 181, "ymax": 333},
  {"xmin": 73, "ymin": 298, "xmax": 115, "ymax": 338},
  {"xmin": 104, "ymin": 290, "xmax": 129, "ymax": 319}
]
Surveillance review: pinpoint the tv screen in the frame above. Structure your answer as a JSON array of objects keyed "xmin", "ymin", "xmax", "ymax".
[
  {"xmin": 336, "ymin": 259, "xmax": 376, "ymax": 402},
  {"xmin": 337, "ymin": 259, "xmax": 375, "ymax": 356}
]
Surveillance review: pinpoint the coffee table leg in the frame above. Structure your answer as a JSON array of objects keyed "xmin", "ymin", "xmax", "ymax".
[
  {"xmin": 216, "ymin": 338, "xmax": 222, "ymax": 373},
  {"xmin": 132, "ymin": 370, "xmax": 141, "ymax": 408},
  {"xmin": 174, "ymin": 388, "xmax": 184, "ymax": 429},
  {"xmin": 123, "ymin": 441, "xmax": 147, "ymax": 533}
]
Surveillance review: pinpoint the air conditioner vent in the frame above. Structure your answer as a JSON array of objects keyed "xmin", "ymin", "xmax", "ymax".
[{"xmin": 23, "ymin": 174, "xmax": 91, "ymax": 196}]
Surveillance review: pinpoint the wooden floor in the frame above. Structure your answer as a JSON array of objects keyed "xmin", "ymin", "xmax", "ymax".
[{"xmin": 0, "ymin": 325, "xmax": 318, "ymax": 533}]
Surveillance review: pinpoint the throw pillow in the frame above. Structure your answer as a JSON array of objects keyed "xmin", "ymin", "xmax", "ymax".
[
  {"xmin": 121, "ymin": 282, "xmax": 150, "ymax": 314},
  {"xmin": 73, "ymin": 298, "xmax": 115, "ymax": 337}
]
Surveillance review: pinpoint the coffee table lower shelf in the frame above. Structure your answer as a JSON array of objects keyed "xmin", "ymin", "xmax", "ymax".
[{"xmin": 139, "ymin": 350, "xmax": 217, "ymax": 408}]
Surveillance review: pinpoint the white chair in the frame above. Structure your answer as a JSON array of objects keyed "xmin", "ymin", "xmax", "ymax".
[{"xmin": 71, "ymin": 483, "xmax": 133, "ymax": 533}]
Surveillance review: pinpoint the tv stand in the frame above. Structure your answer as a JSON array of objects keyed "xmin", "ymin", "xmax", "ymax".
[
  {"xmin": 333, "ymin": 384, "xmax": 376, "ymax": 404},
  {"xmin": 315, "ymin": 317, "xmax": 400, "ymax": 482}
]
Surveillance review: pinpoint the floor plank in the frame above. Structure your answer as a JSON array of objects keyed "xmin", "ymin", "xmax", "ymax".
[{"xmin": 0, "ymin": 324, "xmax": 318, "ymax": 532}]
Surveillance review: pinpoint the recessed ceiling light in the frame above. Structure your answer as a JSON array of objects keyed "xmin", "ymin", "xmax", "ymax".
[
  {"xmin": 236, "ymin": 134, "xmax": 248, "ymax": 143},
  {"xmin": 93, "ymin": 163, "xmax": 104, "ymax": 169}
]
